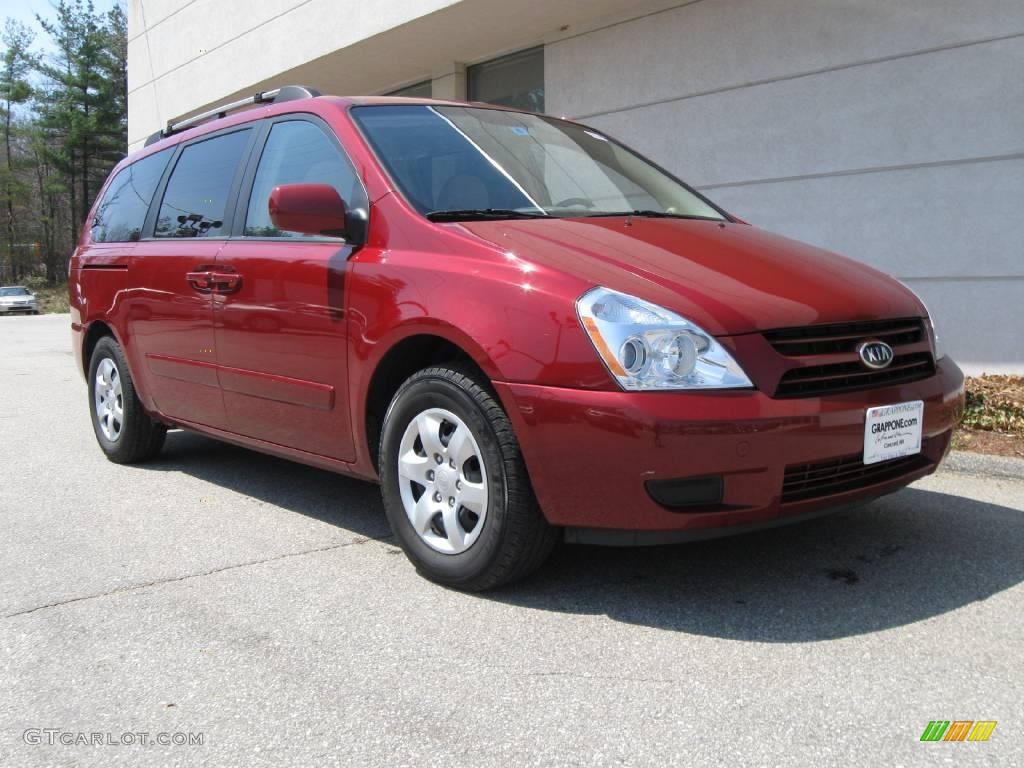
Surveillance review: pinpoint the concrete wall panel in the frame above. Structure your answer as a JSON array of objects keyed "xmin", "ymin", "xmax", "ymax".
[
  {"xmin": 547, "ymin": 0, "xmax": 1024, "ymax": 119},
  {"xmin": 901, "ymin": 278, "xmax": 1024, "ymax": 374},
  {"xmin": 546, "ymin": 1, "xmax": 1024, "ymax": 372},
  {"xmin": 704, "ymin": 158, "xmax": 1024, "ymax": 280},
  {"xmin": 582, "ymin": 37, "xmax": 1024, "ymax": 187}
]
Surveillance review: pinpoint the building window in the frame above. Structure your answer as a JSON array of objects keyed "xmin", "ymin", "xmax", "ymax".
[
  {"xmin": 388, "ymin": 80, "xmax": 432, "ymax": 98},
  {"xmin": 467, "ymin": 46, "xmax": 544, "ymax": 112}
]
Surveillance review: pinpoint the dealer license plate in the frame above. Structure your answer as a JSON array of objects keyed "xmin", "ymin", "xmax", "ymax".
[{"xmin": 863, "ymin": 400, "xmax": 924, "ymax": 465}]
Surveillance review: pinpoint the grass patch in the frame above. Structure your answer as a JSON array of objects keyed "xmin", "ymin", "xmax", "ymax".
[
  {"xmin": 30, "ymin": 282, "xmax": 70, "ymax": 314},
  {"xmin": 962, "ymin": 375, "xmax": 1024, "ymax": 436},
  {"xmin": 955, "ymin": 375, "xmax": 1024, "ymax": 458}
]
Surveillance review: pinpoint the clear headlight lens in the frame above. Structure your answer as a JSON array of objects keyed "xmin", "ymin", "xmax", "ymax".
[
  {"xmin": 577, "ymin": 287, "xmax": 752, "ymax": 390},
  {"xmin": 898, "ymin": 281, "xmax": 945, "ymax": 360}
]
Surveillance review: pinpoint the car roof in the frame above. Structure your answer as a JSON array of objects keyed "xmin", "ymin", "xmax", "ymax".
[
  {"xmin": 332, "ymin": 95, "xmax": 530, "ymax": 112},
  {"xmin": 123, "ymin": 93, "xmax": 555, "ymax": 175}
]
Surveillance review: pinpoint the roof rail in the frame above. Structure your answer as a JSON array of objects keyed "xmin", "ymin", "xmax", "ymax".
[{"xmin": 144, "ymin": 85, "xmax": 321, "ymax": 147}]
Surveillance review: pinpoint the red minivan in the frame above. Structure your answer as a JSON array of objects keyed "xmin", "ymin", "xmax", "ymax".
[{"xmin": 71, "ymin": 87, "xmax": 964, "ymax": 590}]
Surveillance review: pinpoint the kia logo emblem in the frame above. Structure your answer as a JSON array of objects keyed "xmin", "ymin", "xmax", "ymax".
[{"xmin": 857, "ymin": 339, "xmax": 894, "ymax": 370}]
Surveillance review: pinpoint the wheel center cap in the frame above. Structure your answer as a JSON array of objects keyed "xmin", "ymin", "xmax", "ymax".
[{"xmin": 436, "ymin": 468, "xmax": 455, "ymax": 495}]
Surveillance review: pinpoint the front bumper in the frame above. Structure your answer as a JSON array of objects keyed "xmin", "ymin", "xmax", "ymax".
[
  {"xmin": 495, "ymin": 357, "xmax": 964, "ymax": 540},
  {"xmin": 0, "ymin": 303, "xmax": 37, "ymax": 312}
]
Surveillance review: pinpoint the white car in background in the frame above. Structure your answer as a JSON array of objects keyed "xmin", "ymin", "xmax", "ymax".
[{"xmin": 0, "ymin": 286, "xmax": 40, "ymax": 314}]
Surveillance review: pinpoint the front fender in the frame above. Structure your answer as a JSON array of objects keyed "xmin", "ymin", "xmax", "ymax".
[{"xmin": 346, "ymin": 236, "xmax": 613, "ymax": 393}]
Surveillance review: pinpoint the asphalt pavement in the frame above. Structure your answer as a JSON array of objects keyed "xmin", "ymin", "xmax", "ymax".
[{"xmin": 2, "ymin": 314, "xmax": 1022, "ymax": 767}]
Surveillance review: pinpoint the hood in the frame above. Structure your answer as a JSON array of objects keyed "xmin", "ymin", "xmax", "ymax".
[{"xmin": 456, "ymin": 218, "xmax": 922, "ymax": 336}]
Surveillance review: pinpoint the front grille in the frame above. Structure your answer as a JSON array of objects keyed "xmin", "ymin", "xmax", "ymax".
[
  {"xmin": 782, "ymin": 453, "xmax": 931, "ymax": 503},
  {"xmin": 763, "ymin": 317, "xmax": 934, "ymax": 397},
  {"xmin": 764, "ymin": 318, "xmax": 925, "ymax": 356},
  {"xmin": 775, "ymin": 352, "xmax": 935, "ymax": 398}
]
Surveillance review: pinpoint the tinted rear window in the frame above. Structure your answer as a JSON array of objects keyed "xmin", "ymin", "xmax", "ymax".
[
  {"xmin": 154, "ymin": 129, "xmax": 251, "ymax": 238},
  {"xmin": 91, "ymin": 149, "xmax": 172, "ymax": 242}
]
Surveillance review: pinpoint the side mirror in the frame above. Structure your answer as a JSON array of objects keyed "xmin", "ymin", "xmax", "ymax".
[{"xmin": 268, "ymin": 183, "xmax": 347, "ymax": 237}]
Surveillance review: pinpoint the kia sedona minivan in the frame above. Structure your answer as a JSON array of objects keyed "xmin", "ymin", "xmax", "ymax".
[{"xmin": 71, "ymin": 86, "xmax": 964, "ymax": 590}]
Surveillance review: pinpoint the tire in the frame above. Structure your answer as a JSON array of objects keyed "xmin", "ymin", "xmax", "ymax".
[
  {"xmin": 379, "ymin": 365, "xmax": 557, "ymax": 591},
  {"xmin": 88, "ymin": 336, "xmax": 167, "ymax": 463}
]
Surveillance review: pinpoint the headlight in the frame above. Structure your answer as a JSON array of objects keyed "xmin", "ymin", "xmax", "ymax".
[
  {"xmin": 576, "ymin": 287, "xmax": 752, "ymax": 390},
  {"xmin": 897, "ymin": 281, "xmax": 945, "ymax": 360}
]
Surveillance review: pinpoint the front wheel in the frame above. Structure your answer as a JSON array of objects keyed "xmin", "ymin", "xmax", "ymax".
[
  {"xmin": 88, "ymin": 336, "xmax": 167, "ymax": 463},
  {"xmin": 379, "ymin": 366, "xmax": 557, "ymax": 591}
]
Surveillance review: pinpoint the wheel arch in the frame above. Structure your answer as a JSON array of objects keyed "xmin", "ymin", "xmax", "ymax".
[
  {"xmin": 81, "ymin": 320, "xmax": 120, "ymax": 377},
  {"xmin": 361, "ymin": 328, "xmax": 498, "ymax": 474}
]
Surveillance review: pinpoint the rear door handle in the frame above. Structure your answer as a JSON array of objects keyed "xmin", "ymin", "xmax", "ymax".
[
  {"xmin": 209, "ymin": 272, "xmax": 242, "ymax": 293},
  {"xmin": 186, "ymin": 270, "xmax": 242, "ymax": 293},
  {"xmin": 186, "ymin": 270, "xmax": 214, "ymax": 291}
]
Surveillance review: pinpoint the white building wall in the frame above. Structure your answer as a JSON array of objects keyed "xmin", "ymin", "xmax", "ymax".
[
  {"xmin": 128, "ymin": 0, "xmax": 1024, "ymax": 373},
  {"xmin": 547, "ymin": 0, "xmax": 1024, "ymax": 373},
  {"xmin": 126, "ymin": 0, "xmax": 463, "ymax": 147},
  {"xmin": 126, "ymin": 0, "xmax": 672, "ymax": 148}
]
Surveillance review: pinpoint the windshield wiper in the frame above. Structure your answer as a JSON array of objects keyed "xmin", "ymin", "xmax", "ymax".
[
  {"xmin": 581, "ymin": 210, "xmax": 723, "ymax": 221},
  {"xmin": 425, "ymin": 208, "xmax": 549, "ymax": 222}
]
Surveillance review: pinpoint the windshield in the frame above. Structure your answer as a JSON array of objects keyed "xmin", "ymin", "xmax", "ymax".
[
  {"xmin": 0, "ymin": 287, "xmax": 29, "ymax": 296},
  {"xmin": 350, "ymin": 105, "xmax": 726, "ymax": 221}
]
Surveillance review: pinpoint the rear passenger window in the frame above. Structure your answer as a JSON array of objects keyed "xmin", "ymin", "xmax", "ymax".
[
  {"xmin": 91, "ymin": 149, "xmax": 171, "ymax": 242},
  {"xmin": 244, "ymin": 120, "xmax": 364, "ymax": 237},
  {"xmin": 154, "ymin": 129, "xmax": 250, "ymax": 238}
]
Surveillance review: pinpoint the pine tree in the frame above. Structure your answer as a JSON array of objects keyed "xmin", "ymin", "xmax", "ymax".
[
  {"xmin": 96, "ymin": 5, "xmax": 127, "ymax": 160},
  {"xmin": 0, "ymin": 20, "xmax": 36, "ymax": 280},
  {"xmin": 31, "ymin": 0, "xmax": 126, "ymax": 282},
  {"xmin": 29, "ymin": 98, "xmax": 65, "ymax": 284}
]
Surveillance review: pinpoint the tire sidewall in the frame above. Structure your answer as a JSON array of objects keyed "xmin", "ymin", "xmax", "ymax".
[{"xmin": 380, "ymin": 372, "xmax": 511, "ymax": 585}]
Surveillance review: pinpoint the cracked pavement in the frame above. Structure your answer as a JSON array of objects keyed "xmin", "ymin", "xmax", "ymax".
[{"xmin": 2, "ymin": 314, "xmax": 1023, "ymax": 766}]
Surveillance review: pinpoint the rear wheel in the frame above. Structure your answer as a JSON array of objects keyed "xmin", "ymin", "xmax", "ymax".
[
  {"xmin": 88, "ymin": 336, "xmax": 166, "ymax": 463},
  {"xmin": 379, "ymin": 365, "xmax": 557, "ymax": 590}
]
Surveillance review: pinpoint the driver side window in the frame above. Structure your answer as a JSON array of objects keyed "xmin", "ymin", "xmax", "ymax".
[{"xmin": 245, "ymin": 120, "xmax": 364, "ymax": 237}]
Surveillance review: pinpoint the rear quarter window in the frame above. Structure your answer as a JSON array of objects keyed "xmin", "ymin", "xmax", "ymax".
[{"xmin": 91, "ymin": 149, "xmax": 172, "ymax": 242}]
